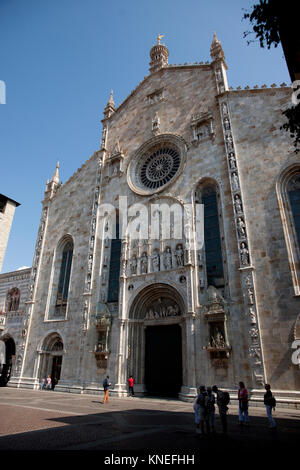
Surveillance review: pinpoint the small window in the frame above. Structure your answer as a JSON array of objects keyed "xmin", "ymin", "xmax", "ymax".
[{"xmin": 107, "ymin": 218, "xmax": 121, "ymax": 303}]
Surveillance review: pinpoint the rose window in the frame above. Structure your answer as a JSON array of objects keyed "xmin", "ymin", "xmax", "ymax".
[{"xmin": 140, "ymin": 148, "xmax": 180, "ymax": 189}]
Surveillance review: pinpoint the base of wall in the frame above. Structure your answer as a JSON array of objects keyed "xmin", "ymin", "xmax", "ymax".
[{"xmin": 7, "ymin": 379, "xmax": 300, "ymax": 409}]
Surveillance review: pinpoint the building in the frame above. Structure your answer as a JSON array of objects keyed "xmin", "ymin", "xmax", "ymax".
[
  {"xmin": 0, "ymin": 194, "xmax": 20, "ymax": 272},
  {"xmin": 1, "ymin": 36, "xmax": 299, "ymax": 404}
]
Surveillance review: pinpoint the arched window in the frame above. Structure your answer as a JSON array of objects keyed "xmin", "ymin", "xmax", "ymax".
[
  {"xmin": 6, "ymin": 288, "xmax": 20, "ymax": 312},
  {"xmin": 287, "ymin": 175, "xmax": 300, "ymax": 248},
  {"xmin": 277, "ymin": 165, "xmax": 300, "ymax": 296},
  {"xmin": 55, "ymin": 241, "xmax": 73, "ymax": 316},
  {"xmin": 107, "ymin": 214, "xmax": 121, "ymax": 302},
  {"xmin": 202, "ymin": 186, "xmax": 224, "ymax": 288}
]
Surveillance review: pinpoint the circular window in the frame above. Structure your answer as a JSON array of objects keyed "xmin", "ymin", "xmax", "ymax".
[{"xmin": 127, "ymin": 135, "xmax": 186, "ymax": 195}]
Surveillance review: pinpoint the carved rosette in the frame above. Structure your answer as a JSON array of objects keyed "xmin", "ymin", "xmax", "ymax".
[{"xmin": 216, "ymin": 85, "xmax": 265, "ymax": 385}]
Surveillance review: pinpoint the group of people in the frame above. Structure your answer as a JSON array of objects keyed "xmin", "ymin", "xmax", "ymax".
[
  {"xmin": 193, "ymin": 382, "xmax": 277, "ymax": 435},
  {"xmin": 101, "ymin": 375, "xmax": 135, "ymax": 403},
  {"xmin": 40, "ymin": 375, "xmax": 57, "ymax": 391}
]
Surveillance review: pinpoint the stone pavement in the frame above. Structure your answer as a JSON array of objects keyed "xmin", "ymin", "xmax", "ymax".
[{"xmin": 0, "ymin": 387, "xmax": 299, "ymax": 462}]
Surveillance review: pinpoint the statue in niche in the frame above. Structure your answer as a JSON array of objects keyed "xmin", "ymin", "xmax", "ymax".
[
  {"xmin": 232, "ymin": 172, "xmax": 239, "ymax": 191},
  {"xmin": 249, "ymin": 307, "xmax": 257, "ymax": 324},
  {"xmin": 152, "ymin": 251, "xmax": 160, "ymax": 272},
  {"xmin": 130, "ymin": 256, "xmax": 137, "ymax": 275},
  {"xmin": 216, "ymin": 68, "xmax": 222, "ymax": 81},
  {"xmin": 247, "ymin": 288, "xmax": 254, "ymax": 305},
  {"xmin": 234, "ymin": 194, "xmax": 242, "ymax": 214},
  {"xmin": 164, "ymin": 247, "xmax": 172, "ymax": 270},
  {"xmin": 88, "ymin": 254, "xmax": 93, "ymax": 272},
  {"xmin": 221, "ymin": 102, "xmax": 228, "ymax": 116},
  {"xmin": 90, "ymin": 236, "xmax": 95, "ymax": 249},
  {"xmin": 175, "ymin": 244, "xmax": 184, "ymax": 267},
  {"xmin": 141, "ymin": 252, "xmax": 148, "ymax": 274},
  {"xmin": 250, "ymin": 327, "xmax": 259, "ymax": 341},
  {"xmin": 228, "ymin": 152, "xmax": 236, "ymax": 169},
  {"xmin": 240, "ymin": 242, "xmax": 250, "ymax": 266},
  {"xmin": 226, "ymin": 133, "xmax": 234, "ymax": 151},
  {"xmin": 211, "ymin": 327, "xmax": 226, "ymax": 348},
  {"xmin": 104, "ymin": 236, "xmax": 110, "ymax": 248},
  {"xmin": 223, "ymin": 117, "xmax": 230, "ymax": 130},
  {"xmin": 152, "ymin": 112, "xmax": 160, "ymax": 131},
  {"xmin": 237, "ymin": 217, "xmax": 246, "ymax": 238}
]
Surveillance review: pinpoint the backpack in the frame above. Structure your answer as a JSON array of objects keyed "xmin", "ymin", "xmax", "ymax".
[
  {"xmin": 269, "ymin": 396, "xmax": 276, "ymax": 408},
  {"xmin": 220, "ymin": 391, "xmax": 230, "ymax": 406},
  {"xmin": 205, "ymin": 395, "xmax": 215, "ymax": 412}
]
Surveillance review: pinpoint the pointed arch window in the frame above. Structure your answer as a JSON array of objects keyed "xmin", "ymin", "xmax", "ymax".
[
  {"xmin": 55, "ymin": 240, "xmax": 73, "ymax": 316},
  {"xmin": 107, "ymin": 215, "xmax": 121, "ymax": 303},
  {"xmin": 277, "ymin": 166, "xmax": 300, "ymax": 296},
  {"xmin": 202, "ymin": 186, "xmax": 224, "ymax": 288}
]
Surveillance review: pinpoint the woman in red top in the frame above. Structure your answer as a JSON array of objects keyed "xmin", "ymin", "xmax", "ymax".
[
  {"xmin": 238, "ymin": 381, "xmax": 249, "ymax": 425},
  {"xmin": 128, "ymin": 375, "xmax": 134, "ymax": 397}
]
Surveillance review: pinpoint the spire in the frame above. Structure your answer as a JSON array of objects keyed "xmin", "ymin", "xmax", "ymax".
[
  {"xmin": 51, "ymin": 161, "xmax": 60, "ymax": 185},
  {"xmin": 210, "ymin": 32, "xmax": 225, "ymax": 62},
  {"xmin": 44, "ymin": 161, "xmax": 61, "ymax": 201},
  {"xmin": 149, "ymin": 35, "xmax": 169, "ymax": 73},
  {"xmin": 103, "ymin": 90, "xmax": 115, "ymax": 119}
]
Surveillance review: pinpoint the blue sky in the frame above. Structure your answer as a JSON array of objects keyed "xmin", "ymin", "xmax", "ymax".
[{"xmin": 0, "ymin": 0, "xmax": 290, "ymax": 273}]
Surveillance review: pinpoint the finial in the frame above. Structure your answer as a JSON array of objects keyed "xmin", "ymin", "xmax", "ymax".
[
  {"xmin": 108, "ymin": 90, "xmax": 114, "ymax": 107},
  {"xmin": 157, "ymin": 34, "xmax": 164, "ymax": 45}
]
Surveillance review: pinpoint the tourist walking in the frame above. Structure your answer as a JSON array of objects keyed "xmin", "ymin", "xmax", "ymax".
[
  {"xmin": 264, "ymin": 384, "xmax": 276, "ymax": 428},
  {"xmin": 193, "ymin": 388, "xmax": 201, "ymax": 434},
  {"xmin": 46, "ymin": 375, "xmax": 52, "ymax": 390},
  {"xmin": 196, "ymin": 385, "xmax": 209, "ymax": 435},
  {"xmin": 128, "ymin": 375, "xmax": 135, "ymax": 396},
  {"xmin": 102, "ymin": 375, "xmax": 111, "ymax": 403},
  {"xmin": 206, "ymin": 386, "xmax": 216, "ymax": 433},
  {"xmin": 238, "ymin": 381, "xmax": 249, "ymax": 425},
  {"xmin": 40, "ymin": 376, "xmax": 46, "ymax": 390},
  {"xmin": 212, "ymin": 385, "xmax": 230, "ymax": 434}
]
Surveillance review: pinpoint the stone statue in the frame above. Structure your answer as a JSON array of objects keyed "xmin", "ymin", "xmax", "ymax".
[
  {"xmin": 232, "ymin": 172, "xmax": 239, "ymax": 191},
  {"xmin": 211, "ymin": 327, "xmax": 226, "ymax": 348},
  {"xmin": 164, "ymin": 247, "xmax": 172, "ymax": 270},
  {"xmin": 175, "ymin": 244, "xmax": 184, "ymax": 267},
  {"xmin": 234, "ymin": 194, "xmax": 242, "ymax": 214},
  {"xmin": 141, "ymin": 252, "xmax": 148, "ymax": 274},
  {"xmin": 130, "ymin": 256, "xmax": 137, "ymax": 275},
  {"xmin": 223, "ymin": 117, "xmax": 230, "ymax": 130},
  {"xmin": 152, "ymin": 251, "xmax": 160, "ymax": 272},
  {"xmin": 228, "ymin": 152, "xmax": 236, "ymax": 169},
  {"xmin": 240, "ymin": 242, "xmax": 249, "ymax": 266},
  {"xmin": 237, "ymin": 217, "xmax": 246, "ymax": 238}
]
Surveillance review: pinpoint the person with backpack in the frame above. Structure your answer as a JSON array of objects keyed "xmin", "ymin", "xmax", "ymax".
[
  {"xmin": 212, "ymin": 385, "xmax": 230, "ymax": 435},
  {"xmin": 102, "ymin": 375, "xmax": 111, "ymax": 404},
  {"xmin": 206, "ymin": 386, "xmax": 216, "ymax": 433},
  {"xmin": 264, "ymin": 384, "xmax": 276, "ymax": 428},
  {"xmin": 238, "ymin": 381, "xmax": 249, "ymax": 425},
  {"xmin": 193, "ymin": 387, "xmax": 201, "ymax": 434}
]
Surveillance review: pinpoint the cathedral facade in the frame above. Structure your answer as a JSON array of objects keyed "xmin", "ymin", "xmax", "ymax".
[{"xmin": 1, "ymin": 36, "xmax": 300, "ymax": 403}]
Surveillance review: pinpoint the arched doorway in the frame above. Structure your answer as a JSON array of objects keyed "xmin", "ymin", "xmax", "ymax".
[
  {"xmin": 128, "ymin": 283, "xmax": 185, "ymax": 398},
  {"xmin": 39, "ymin": 333, "xmax": 64, "ymax": 389},
  {"xmin": 0, "ymin": 336, "xmax": 16, "ymax": 387}
]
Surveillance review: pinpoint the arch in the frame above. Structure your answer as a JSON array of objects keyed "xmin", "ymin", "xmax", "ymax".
[
  {"xmin": 37, "ymin": 332, "xmax": 64, "ymax": 388},
  {"xmin": 0, "ymin": 335, "xmax": 16, "ymax": 386},
  {"xmin": 129, "ymin": 282, "xmax": 186, "ymax": 320},
  {"xmin": 276, "ymin": 163, "xmax": 300, "ymax": 295}
]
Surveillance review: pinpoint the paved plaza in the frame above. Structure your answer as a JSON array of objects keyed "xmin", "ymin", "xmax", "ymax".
[{"xmin": 0, "ymin": 387, "xmax": 300, "ymax": 462}]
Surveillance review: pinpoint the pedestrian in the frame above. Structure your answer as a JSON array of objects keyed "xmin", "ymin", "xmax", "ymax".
[
  {"xmin": 128, "ymin": 375, "xmax": 135, "ymax": 397},
  {"xmin": 193, "ymin": 388, "xmax": 201, "ymax": 434},
  {"xmin": 102, "ymin": 375, "xmax": 111, "ymax": 403},
  {"xmin": 40, "ymin": 376, "xmax": 46, "ymax": 390},
  {"xmin": 238, "ymin": 381, "xmax": 249, "ymax": 425},
  {"xmin": 196, "ymin": 385, "xmax": 209, "ymax": 435},
  {"xmin": 264, "ymin": 384, "xmax": 276, "ymax": 428},
  {"xmin": 206, "ymin": 386, "xmax": 216, "ymax": 433},
  {"xmin": 46, "ymin": 375, "xmax": 52, "ymax": 390},
  {"xmin": 51, "ymin": 375, "xmax": 57, "ymax": 391},
  {"xmin": 212, "ymin": 385, "xmax": 230, "ymax": 435}
]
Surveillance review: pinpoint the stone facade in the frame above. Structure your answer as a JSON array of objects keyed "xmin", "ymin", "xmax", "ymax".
[{"xmin": 2, "ymin": 36, "xmax": 300, "ymax": 405}]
